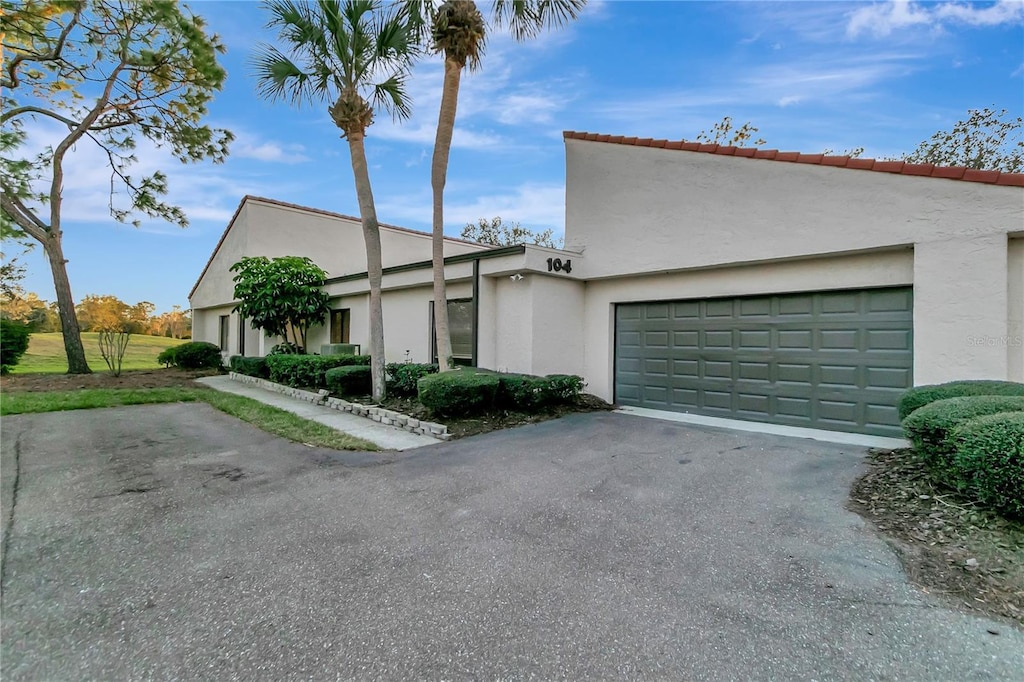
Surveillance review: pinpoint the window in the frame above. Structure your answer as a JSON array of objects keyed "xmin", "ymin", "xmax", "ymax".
[
  {"xmin": 331, "ymin": 308, "xmax": 351, "ymax": 344},
  {"xmin": 430, "ymin": 298, "xmax": 474, "ymax": 366},
  {"xmin": 219, "ymin": 315, "xmax": 229, "ymax": 352},
  {"xmin": 237, "ymin": 315, "xmax": 246, "ymax": 355}
]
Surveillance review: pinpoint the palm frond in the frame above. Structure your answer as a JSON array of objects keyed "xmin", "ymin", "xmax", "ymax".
[
  {"xmin": 492, "ymin": 0, "xmax": 585, "ymax": 41},
  {"xmin": 251, "ymin": 44, "xmax": 322, "ymax": 105},
  {"xmin": 372, "ymin": 74, "xmax": 412, "ymax": 121}
]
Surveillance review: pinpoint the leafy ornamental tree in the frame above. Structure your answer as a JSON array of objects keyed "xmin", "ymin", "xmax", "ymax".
[
  {"xmin": 0, "ymin": 0, "xmax": 233, "ymax": 374},
  {"xmin": 689, "ymin": 116, "xmax": 865, "ymax": 156},
  {"xmin": 0, "ymin": 252, "xmax": 28, "ymax": 299},
  {"xmin": 460, "ymin": 217, "xmax": 562, "ymax": 248},
  {"xmin": 692, "ymin": 116, "xmax": 767, "ymax": 147},
  {"xmin": 254, "ymin": 0, "xmax": 417, "ymax": 400},
  {"xmin": 230, "ymin": 256, "xmax": 331, "ymax": 354},
  {"xmin": 411, "ymin": 0, "xmax": 585, "ymax": 371},
  {"xmin": 903, "ymin": 107, "xmax": 1022, "ymax": 173}
]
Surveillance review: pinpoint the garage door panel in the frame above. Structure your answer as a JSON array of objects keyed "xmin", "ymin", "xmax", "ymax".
[
  {"xmin": 738, "ymin": 361, "xmax": 770, "ymax": 381},
  {"xmin": 615, "ymin": 287, "xmax": 913, "ymax": 437},
  {"xmin": 866, "ymin": 329, "xmax": 912, "ymax": 350}
]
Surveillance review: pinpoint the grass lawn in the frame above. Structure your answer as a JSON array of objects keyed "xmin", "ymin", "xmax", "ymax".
[
  {"xmin": 0, "ymin": 387, "xmax": 377, "ymax": 451},
  {"xmin": 13, "ymin": 332, "xmax": 186, "ymax": 374}
]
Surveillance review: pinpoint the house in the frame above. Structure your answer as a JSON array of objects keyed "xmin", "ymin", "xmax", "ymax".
[{"xmin": 190, "ymin": 132, "xmax": 1024, "ymax": 438}]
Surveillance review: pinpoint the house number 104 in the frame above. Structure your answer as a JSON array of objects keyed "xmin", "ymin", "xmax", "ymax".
[{"xmin": 546, "ymin": 257, "xmax": 572, "ymax": 274}]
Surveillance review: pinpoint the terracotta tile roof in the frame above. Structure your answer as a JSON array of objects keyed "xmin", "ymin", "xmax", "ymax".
[
  {"xmin": 188, "ymin": 195, "xmax": 485, "ymax": 301},
  {"xmin": 563, "ymin": 131, "xmax": 1024, "ymax": 188}
]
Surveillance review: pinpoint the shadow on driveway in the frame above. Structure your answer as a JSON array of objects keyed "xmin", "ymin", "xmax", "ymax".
[{"xmin": 2, "ymin": 404, "xmax": 1021, "ymax": 679}]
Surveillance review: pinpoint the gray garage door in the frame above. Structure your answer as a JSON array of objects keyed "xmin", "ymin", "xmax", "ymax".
[{"xmin": 615, "ymin": 287, "xmax": 913, "ymax": 437}]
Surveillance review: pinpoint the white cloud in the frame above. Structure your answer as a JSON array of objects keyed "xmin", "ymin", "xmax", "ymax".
[
  {"xmin": 777, "ymin": 95, "xmax": 804, "ymax": 107},
  {"xmin": 233, "ymin": 139, "xmax": 309, "ymax": 164},
  {"xmin": 380, "ymin": 183, "xmax": 566, "ymax": 233},
  {"xmin": 847, "ymin": 0, "xmax": 1024, "ymax": 38},
  {"xmin": 372, "ymin": 122, "xmax": 509, "ymax": 149},
  {"xmin": 13, "ymin": 119, "xmax": 282, "ymax": 232}
]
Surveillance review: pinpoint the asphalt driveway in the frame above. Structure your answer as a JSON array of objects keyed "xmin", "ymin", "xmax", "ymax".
[{"xmin": 2, "ymin": 404, "xmax": 1021, "ymax": 680}]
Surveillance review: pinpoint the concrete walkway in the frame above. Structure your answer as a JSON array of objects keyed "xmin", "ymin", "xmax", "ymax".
[{"xmin": 194, "ymin": 375, "xmax": 439, "ymax": 451}]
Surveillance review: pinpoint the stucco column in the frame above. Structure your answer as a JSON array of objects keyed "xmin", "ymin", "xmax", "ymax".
[
  {"xmin": 1008, "ymin": 238, "xmax": 1024, "ymax": 381},
  {"xmin": 913, "ymin": 235, "xmax": 1009, "ymax": 384}
]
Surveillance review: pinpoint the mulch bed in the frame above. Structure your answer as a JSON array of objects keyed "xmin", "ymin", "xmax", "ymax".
[
  {"xmin": 849, "ymin": 448, "xmax": 1024, "ymax": 627},
  {"xmin": 0, "ymin": 368, "xmax": 221, "ymax": 393}
]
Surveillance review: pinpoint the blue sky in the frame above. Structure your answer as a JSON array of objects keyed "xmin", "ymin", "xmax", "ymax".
[{"xmin": 10, "ymin": 0, "xmax": 1024, "ymax": 313}]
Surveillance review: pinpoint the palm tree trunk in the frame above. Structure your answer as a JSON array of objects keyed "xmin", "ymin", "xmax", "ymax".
[
  {"xmin": 347, "ymin": 130, "xmax": 387, "ymax": 401},
  {"xmin": 430, "ymin": 56, "xmax": 464, "ymax": 371},
  {"xmin": 44, "ymin": 233, "xmax": 91, "ymax": 374}
]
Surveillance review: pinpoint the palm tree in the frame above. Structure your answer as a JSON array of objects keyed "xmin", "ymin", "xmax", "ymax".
[
  {"xmin": 253, "ymin": 0, "xmax": 418, "ymax": 400},
  {"xmin": 422, "ymin": 0, "xmax": 586, "ymax": 371}
]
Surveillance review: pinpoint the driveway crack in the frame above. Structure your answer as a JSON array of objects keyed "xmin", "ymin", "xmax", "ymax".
[{"xmin": 1, "ymin": 432, "xmax": 23, "ymax": 601}]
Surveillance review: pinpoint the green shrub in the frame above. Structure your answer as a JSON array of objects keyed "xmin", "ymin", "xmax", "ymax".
[
  {"xmin": 266, "ymin": 354, "xmax": 370, "ymax": 389},
  {"xmin": 229, "ymin": 355, "xmax": 269, "ymax": 379},
  {"xmin": 903, "ymin": 395, "xmax": 1024, "ymax": 486},
  {"xmin": 542, "ymin": 374, "xmax": 586, "ymax": 404},
  {"xmin": 417, "ymin": 369, "xmax": 500, "ymax": 417},
  {"xmin": 496, "ymin": 373, "xmax": 549, "ymax": 411},
  {"xmin": 898, "ymin": 380, "xmax": 1024, "ymax": 421},
  {"xmin": 325, "ymin": 365, "xmax": 372, "ymax": 397},
  {"xmin": 951, "ymin": 412, "xmax": 1024, "ymax": 519},
  {"xmin": 386, "ymin": 362, "xmax": 439, "ymax": 397},
  {"xmin": 157, "ymin": 346, "xmax": 179, "ymax": 368},
  {"xmin": 169, "ymin": 341, "xmax": 223, "ymax": 370},
  {"xmin": 268, "ymin": 341, "xmax": 302, "ymax": 355},
  {"xmin": 493, "ymin": 372, "xmax": 586, "ymax": 412},
  {"xmin": 0, "ymin": 319, "xmax": 31, "ymax": 374}
]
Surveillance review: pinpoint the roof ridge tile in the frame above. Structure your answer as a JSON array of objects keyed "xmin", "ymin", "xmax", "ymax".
[{"xmin": 563, "ymin": 130, "xmax": 1023, "ymax": 187}]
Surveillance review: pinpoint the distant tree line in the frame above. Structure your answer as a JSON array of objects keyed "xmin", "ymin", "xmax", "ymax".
[{"xmin": 0, "ymin": 290, "xmax": 191, "ymax": 338}]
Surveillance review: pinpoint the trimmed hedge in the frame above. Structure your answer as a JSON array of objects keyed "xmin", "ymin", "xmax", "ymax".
[
  {"xmin": 897, "ymin": 380, "xmax": 1024, "ymax": 421},
  {"xmin": 417, "ymin": 369, "xmax": 500, "ymax": 417},
  {"xmin": 902, "ymin": 395, "xmax": 1024, "ymax": 486},
  {"xmin": 495, "ymin": 372, "xmax": 586, "ymax": 412},
  {"xmin": 0, "ymin": 318, "xmax": 30, "ymax": 374},
  {"xmin": 386, "ymin": 362, "xmax": 438, "ymax": 397},
  {"xmin": 325, "ymin": 365, "xmax": 372, "ymax": 397},
  {"xmin": 416, "ymin": 369, "xmax": 586, "ymax": 416},
  {"xmin": 230, "ymin": 355, "xmax": 269, "ymax": 379},
  {"xmin": 169, "ymin": 342, "xmax": 222, "ymax": 369},
  {"xmin": 543, "ymin": 374, "xmax": 586, "ymax": 404},
  {"xmin": 266, "ymin": 353, "xmax": 370, "ymax": 389},
  {"xmin": 952, "ymin": 412, "xmax": 1024, "ymax": 519},
  {"xmin": 496, "ymin": 373, "xmax": 549, "ymax": 411}
]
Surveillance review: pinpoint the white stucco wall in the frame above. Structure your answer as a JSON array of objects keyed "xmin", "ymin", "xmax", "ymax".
[
  {"xmin": 1007, "ymin": 237, "xmax": 1024, "ymax": 381},
  {"xmin": 564, "ymin": 140, "xmax": 1021, "ymax": 280},
  {"xmin": 190, "ymin": 197, "xmax": 485, "ymax": 310},
  {"xmin": 528, "ymin": 275, "xmax": 586, "ymax": 376},
  {"xmin": 565, "ymin": 138, "xmax": 1023, "ymax": 397},
  {"xmin": 914, "ymin": 235, "xmax": 1008, "ymax": 383}
]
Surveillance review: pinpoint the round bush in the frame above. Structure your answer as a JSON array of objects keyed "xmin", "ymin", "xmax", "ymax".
[
  {"xmin": 326, "ymin": 365, "xmax": 372, "ymax": 397},
  {"xmin": 0, "ymin": 318, "xmax": 31, "ymax": 374},
  {"xmin": 902, "ymin": 395, "xmax": 1024, "ymax": 486},
  {"xmin": 952, "ymin": 412, "xmax": 1024, "ymax": 519},
  {"xmin": 385, "ymin": 362, "xmax": 438, "ymax": 397},
  {"xmin": 417, "ymin": 369, "xmax": 500, "ymax": 417},
  {"xmin": 898, "ymin": 380, "xmax": 1024, "ymax": 421},
  {"xmin": 171, "ymin": 341, "xmax": 223, "ymax": 369}
]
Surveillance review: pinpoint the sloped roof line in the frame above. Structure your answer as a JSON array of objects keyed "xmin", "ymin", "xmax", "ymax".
[
  {"xmin": 562, "ymin": 131, "xmax": 1024, "ymax": 188},
  {"xmin": 188, "ymin": 195, "xmax": 485, "ymax": 301}
]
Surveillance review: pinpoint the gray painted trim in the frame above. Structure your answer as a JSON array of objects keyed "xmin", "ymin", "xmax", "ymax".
[
  {"xmin": 616, "ymin": 406, "xmax": 909, "ymax": 449},
  {"xmin": 324, "ymin": 245, "xmax": 526, "ymax": 285}
]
